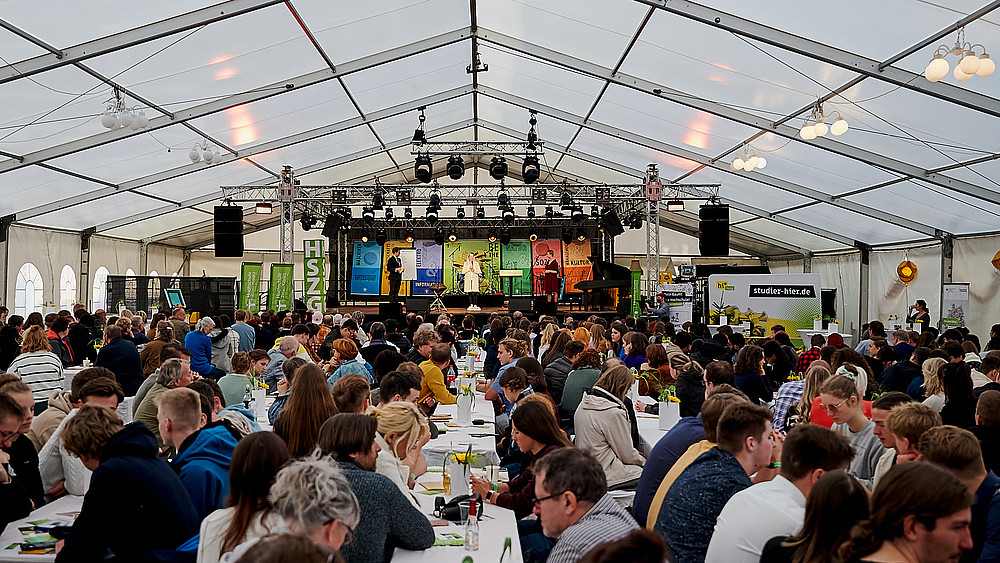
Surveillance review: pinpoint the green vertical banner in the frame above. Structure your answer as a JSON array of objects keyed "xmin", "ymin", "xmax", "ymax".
[
  {"xmin": 239, "ymin": 262, "xmax": 263, "ymax": 313},
  {"xmin": 500, "ymin": 241, "xmax": 532, "ymax": 295},
  {"xmin": 302, "ymin": 239, "xmax": 325, "ymax": 311},
  {"xmin": 631, "ymin": 269, "xmax": 642, "ymax": 317},
  {"xmin": 268, "ymin": 263, "xmax": 295, "ymax": 312}
]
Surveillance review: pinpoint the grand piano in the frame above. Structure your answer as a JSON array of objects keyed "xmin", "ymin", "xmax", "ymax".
[{"xmin": 574, "ymin": 257, "xmax": 632, "ymax": 313}]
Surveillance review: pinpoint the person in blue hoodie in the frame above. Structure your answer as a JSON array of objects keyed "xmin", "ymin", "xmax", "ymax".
[
  {"xmin": 184, "ymin": 317, "xmax": 226, "ymax": 380},
  {"xmin": 156, "ymin": 387, "xmax": 237, "ymax": 520},
  {"xmin": 56, "ymin": 405, "xmax": 199, "ymax": 562}
]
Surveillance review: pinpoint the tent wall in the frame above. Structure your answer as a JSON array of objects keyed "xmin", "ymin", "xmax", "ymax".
[
  {"xmin": 953, "ymin": 235, "xmax": 1000, "ymax": 342},
  {"xmin": 867, "ymin": 244, "xmax": 942, "ymax": 333}
]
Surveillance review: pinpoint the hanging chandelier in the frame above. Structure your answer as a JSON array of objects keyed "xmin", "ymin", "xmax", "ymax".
[
  {"xmin": 99, "ymin": 88, "xmax": 148, "ymax": 131},
  {"xmin": 799, "ymin": 102, "xmax": 848, "ymax": 140},
  {"xmin": 924, "ymin": 28, "xmax": 994, "ymax": 83},
  {"xmin": 730, "ymin": 144, "xmax": 767, "ymax": 172}
]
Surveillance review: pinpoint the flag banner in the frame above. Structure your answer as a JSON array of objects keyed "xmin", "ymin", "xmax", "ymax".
[
  {"xmin": 413, "ymin": 240, "xmax": 443, "ymax": 296},
  {"xmin": 238, "ymin": 262, "xmax": 263, "ymax": 313},
  {"xmin": 531, "ymin": 240, "xmax": 562, "ymax": 295},
  {"xmin": 443, "ymin": 241, "xmax": 500, "ymax": 294},
  {"xmin": 302, "ymin": 239, "xmax": 325, "ymax": 311},
  {"xmin": 500, "ymin": 240, "xmax": 532, "ymax": 295},
  {"xmin": 267, "ymin": 263, "xmax": 294, "ymax": 312},
  {"xmin": 562, "ymin": 240, "xmax": 592, "ymax": 293},
  {"xmin": 350, "ymin": 241, "xmax": 383, "ymax": 295}
]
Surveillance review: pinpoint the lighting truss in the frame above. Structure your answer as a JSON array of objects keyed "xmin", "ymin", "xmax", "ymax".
[{"xmin": 409, "ymin": 140, "xmax": 545, "ymax": 156}]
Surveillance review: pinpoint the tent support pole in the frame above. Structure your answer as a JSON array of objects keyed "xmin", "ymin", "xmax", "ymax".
[{"xmin": 857, "ymin": 243, "xmax": 871, "ymax": 332}]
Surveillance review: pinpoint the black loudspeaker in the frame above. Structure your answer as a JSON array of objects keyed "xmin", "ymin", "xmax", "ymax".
[
  {"xmin": 322, "ymin": 213, "xmax": 342, "ymax": 238},
  {"xmin": 405, "ymin": 297, "xmax": 430, "ymax": 315},
  {"xmin": 214, "ymin": 206, "xmax": 244, "ymax": 257},
  {"xmin": 379, "ymin": 302, "xmax": 403, "ymax": 320},
  {"xmin": 600, "ymin": 209, "xmax": 625, "ymax": 237},
  {"xmin": 509, "ymin": 297, "xmax": 534, "ymax": 314},
  {"xmin": 698, "ymin": 204, "xmax": 729, "ymax": 257}
]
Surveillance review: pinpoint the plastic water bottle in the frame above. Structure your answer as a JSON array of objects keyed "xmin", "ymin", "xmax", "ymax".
[{"xmin": 464, "ymin": 498, "xmax": 479, "ymax": 551}]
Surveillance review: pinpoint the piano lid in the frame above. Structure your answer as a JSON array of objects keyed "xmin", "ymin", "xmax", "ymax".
[{"xmin": 587, "ymin": 256, "xmax": 630, "ymax": 281}]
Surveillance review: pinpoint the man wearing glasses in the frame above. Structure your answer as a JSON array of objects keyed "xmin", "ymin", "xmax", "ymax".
[
  {"xmin": 530, "ymin": 447, "xmax": 637, "ymax": 563},
  {"xmin": 0, "ymin": 392, "xmax": 34, "ymax": 529}
]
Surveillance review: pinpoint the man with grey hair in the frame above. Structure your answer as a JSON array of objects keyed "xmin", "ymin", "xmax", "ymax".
[
  {"xmin": 184, "ymin": 316, "xmax": 225, "ymax": 380},
  {"xmin": 133, "ymin": 358, "xmax": 195, "ymax": 453},
  {"xmin": 168, "ymin": 307, "xmax": 190, "ymax": 339},
  {"xmin": 263, "ymin": 336, "xmax": 311, "ymax": 390}
]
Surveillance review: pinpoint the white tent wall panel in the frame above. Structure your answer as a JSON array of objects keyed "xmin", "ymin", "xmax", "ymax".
[
  {"xmin": 812, "ymin": 253, "xmax": 862, "ymax": 335},
  {"xmin": 767, "ymin": 259, "xmax": 802, "ymax": 275},
  {"xmin": 867, "ymin": 244, "xmax": 942, "ymax": 329},
  {"xmin": 4, "ymin": 225, "xmax": 81, "ymax": 310},
  {"xmin": 145, "ymin": 245, "xmax": 187, "ymax": 279},
  {"xmin": 952, "ymin": 235, "xmax": 1000, "ymax": 342}
]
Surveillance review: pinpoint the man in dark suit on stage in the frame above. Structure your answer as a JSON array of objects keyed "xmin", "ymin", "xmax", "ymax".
[{"xmin": 387, "ymin": 247, "xmax": 404, "ymax": 303}]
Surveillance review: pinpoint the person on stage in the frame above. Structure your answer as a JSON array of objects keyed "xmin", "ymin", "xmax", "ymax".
[
  {"xmin": 543, "ymin": 249, "xmax": 560, "ymax": 306},
  {"xmin": 387, "ymin": 247, "xmax": 404, "ymax": 303},
  {"xmin": 463, "ymin": 252, "xmax": 482, "ymax": 311},
  {"xmin": 906, "ymin": 299, "xmax": 932, "ymax": 329}
]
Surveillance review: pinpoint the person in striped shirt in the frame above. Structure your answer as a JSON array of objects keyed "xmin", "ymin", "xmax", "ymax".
[{"xmin": 6, "ymin": 325, "xmax": 64, "ymax": 413}]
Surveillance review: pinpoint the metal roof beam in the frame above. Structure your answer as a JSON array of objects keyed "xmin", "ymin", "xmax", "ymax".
[
  {"xmin": 477, "ymin": 85, "xmax": 928, "ymax": 242},
  {"xmin": 633, "ymin": 0, "xmax": 1000, "ymax": 119},
  {"xmin": 0, "ymin": 27, "xmax": 471, "ymax": 175},
  {"xmin": 17, "ymin": 85, "xmax": 473, "ymax": 221},
  {"xmin": 478, "ymin": 30, "xmax": 1000, "ymax": 207},
  {"xmin": 0, "ymin": 0, "xmax": 287, "ymax": 85}
]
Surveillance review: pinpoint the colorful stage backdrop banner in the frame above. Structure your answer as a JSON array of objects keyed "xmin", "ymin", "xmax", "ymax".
[
  {"xmin": 531, "ymin": 240, "xmax": 562, "ymax": 295},
  {"xmin": 380, "ymin": 241, "xmax": 413, "ymax": 298},
  {"xmin": 413, "ymin": 240, "xmax": 443, "ymax": 296},
  {"xmin": 706, "ymin": 273, "xmax": 821, "ymax": 340},
  {"xmin": 267, "ymin": 263, "xmax": 294, "ymax": 312},
  {"xmin": 350, "ymin": 241, "xmax": 383, "ymax": 295},
  {"xmin": 562, "ymin": 240, "xmax": 592, "ymax": 293},
  {"xmin": 443, "ymin": 241, "xmax": 500, "ymax": 293},
  {"xmin": 501, "ymin": 241, "xmax": 532, "ymax": 295},
  {"xmin": 302, "ymin": 239, "xmax": 325, "ymax": 311},
  {"xmin": 239, "ymin": 262, "xmax": 262, "ymax": 313}
]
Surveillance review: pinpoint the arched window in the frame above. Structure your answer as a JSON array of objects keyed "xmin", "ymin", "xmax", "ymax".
[
  {"xmin": 60, "ymin": 265, "xmax": 76, "ymax": 310},
  {"xmin": 125, "ymin": 268, "xmax": 136, "ymax": 277},
  {"xmin": 93, "ymin": 266, "xmax": 110, "ymax": 312},
  {"xmin": 148, "ymin": 271, "xmax": 160, "ymax": 303},
  {"xmin": 15, "ymin": 263, "xmax": 43, "ymax": 317}
]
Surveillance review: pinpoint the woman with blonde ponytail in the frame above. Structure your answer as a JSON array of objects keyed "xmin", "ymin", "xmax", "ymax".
[{"xmin": 368, "ymin": 401, "xmax": 429, "ymax": 507}]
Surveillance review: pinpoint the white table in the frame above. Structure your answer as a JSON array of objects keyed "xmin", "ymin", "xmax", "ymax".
[
  {"xmin": 422, "ymin": 392, "xmax": 500, "ymax": 467},
  {"xmin": 796, "ymin": 329, "xmax": 853, "ymax": 347},
  {"xmin": 0, "ymin": 495, "xmax": 83, "ymax": 562},
  {"xmin": 61, "ymin": 368, "xmax": 84, "ymax": 392}
]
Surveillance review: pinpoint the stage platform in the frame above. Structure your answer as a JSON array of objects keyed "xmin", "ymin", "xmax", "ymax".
[{"xmin": 332, "ymin": 300, "xmax": 629, "ymax": 324}]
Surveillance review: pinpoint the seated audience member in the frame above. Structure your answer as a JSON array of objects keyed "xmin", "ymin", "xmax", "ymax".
[
  {"xmin": 7, "ymin": 325, "xmax": 65, "ymax": 409},
  {"xmin": 133, "ymin": 343, "xmax": 191, "ymax": 415},
  {"xmin": 198, "ymin": 432, "xmax": 291, "ymax": 563},
  {"xmin": 133, "ymin": 358, "xmax": 195, "ymax": 452},
  {"xmin": 140, "ymin": 321, "xmax": 176, "ymax": 375},
  {"xmin": 406, "ymin": 329, "xmax": 438, "ymax": 365},
  {"xmin": 39, "ymin": 378, "xmax": 123, "ymax": 497},
  {"xmin": 674, "ymin": 355, "xmax": 711, "ymax": 417},
  {"xmin": 261, "ymin": 337, "xmax": 307, "ymax": 390},
  {"xmin": 417, "ymin": 343, "xmax": 456, "ymax": 413},
  {"xmin": 974, "ymin": 353, "xmax": 1000, "ymax": 397},
  {"xmin": 886, "ymin": 402, "xmax": 942, "ymax": 465},
  {"xmin": 558, "ymin": 348, "xmax": 603, "ymax": 425},
  {"xmin": 0, "ymin": 378, "xmax": 45, "ymax": 509},
  {"xmin": 869, "ymin": 391, "xmax": 914, "ymax": 489},
  {"xmin": 360, "ymin": 322, "xmax": 397, "ymax": 369},
  {"xmin": 577, "ymin": 529, "xmax": 667, "ymax": 563},
  {"xmin": 332, "ymin": 373, "xmax": 371, "ymax": 414},
  {"xmin": 759, "ymin": 470, "xmax": 870, "ymax": 563},
  {"xmin": 369, "ymin": 401, "xmax": 429, "ymax": 507},
  {"xmin": 920, "ymin": 357, "xmax": 949, "ymax": 412},
  {"xmin": 838, "ymin": 462, "xmax": 973, "ymax": 563},
  {"xmin": 372, "ymin": 349, "xmax": 407, "ymax": 384},
  {"xmin": 376, "ymin": 371, "xmax": 421, "ymax": 406},
  {"xmin": 0, "ymin": 392, "xmax": 34, "ymax": 528},
  {"xmin": 217, "ymin": 350, "xmax": 252, "ymax": 407},
  {"xmin": 782, "ymin": 362, "xmax": 831, "ymax": 430},
  {"xmin": 327, "ymin": 338, "xmax": 373, "ymax": 386},
  {"xmin": 472, "ymin": 400, "xmax": 573, "ymax": 519},
  {"xmin": 657, "ymin": 403, "xmax": 778, "ymax": 563},
  {"xmin": 920, "ymin": 425, "xmax": 1000, "ymax": 562},
  {"xmin": 941, "ymin": 362, "xmax": 978, "ymax": 428},
  {"xmin": 275, "ymin": 364, "xmax": 338, "ymax": 458},
  {"xmin": 46, "ymin": 316, "xmax": 74, "ymax": 369},
  {"xmin": 94, "ymin": 325, "xmax": 144, "ymax": 395},
  {"xmin": 316, "ymin": 413, "xmax": 434, "ymax": 563},
  {"xmin": 543, "ymin": 335, "xmax": 578, "ymax": 403},
  {"xmin": 763, "ymin": 339, "xmax": 795, "ymax": 388},
  {"xmin": 733, "ymin": 345, "xmax": 771, "ymax": 405},
  {"xmin": 267, "ymin": 356, "xmax": 307, "ymax": 425},
  {"xmin": 794, "ymin": 334, "xmax": 825, "ymax": 375},
  {"xmin": 819, "ymin": 369, "xmax": 882, "ymax": 488},
  {"xmin": 56, "ymin": 405, "xmax": 199, "ymax": 561},
  {"xmin": 705, "ymin": 424, "xmax": 855, "ymax": 562},
  {"xmin": 972, "ymin": 390, "xmax": 1000, "ymax": 476},
  {"xmin": 157, "ymin": 387, "xmax": 238, "ymax": 519},
  {"xmin": 185, "ymin": 317, "xmax": 226, "ymax": 380},
  {"xmin": 574, "ymin": 364, "xmax": 645, "ymax": 490},
  {"xmin": 529, "ymin": 447, "xmax": 638, "ymax": 563},
  {"xmin": 28, "ymin": 366, "xmax": 116, "ymax": 452},
  {"xmin": 230, "ymin": 534, "xmax": 330, "ymax": 562}
]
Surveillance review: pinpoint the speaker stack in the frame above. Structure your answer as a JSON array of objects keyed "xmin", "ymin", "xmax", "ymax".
[
  {"xmin": 698, "ymin": 204, "xmax": 729, "ymax": 257},
  {"xmin": 214, "ymin": 206, "xmax": 244, "ymax": 257}
]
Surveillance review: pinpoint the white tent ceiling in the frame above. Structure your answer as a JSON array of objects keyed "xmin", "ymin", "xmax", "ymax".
[{"xmin": 2, "ymin": 0, "xmax": 1000, "ymax": 257}]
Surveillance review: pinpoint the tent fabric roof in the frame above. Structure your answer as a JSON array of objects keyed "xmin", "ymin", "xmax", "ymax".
[{"xmin": 2, "ymin": 0, "xmax": 999, "ymax": 256}]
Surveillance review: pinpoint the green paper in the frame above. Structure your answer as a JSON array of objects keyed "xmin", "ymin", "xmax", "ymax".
[
  {"xmin": 418, "ymin": 489, "xmax": 443, "ymax": 495},
  {"xmin": 433, "ymin": 538, "xmax": 465, "ymax": 546}
]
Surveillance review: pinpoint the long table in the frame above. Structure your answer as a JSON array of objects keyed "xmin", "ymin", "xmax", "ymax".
[{"xmin": 0, "ymin": 495, "xmax": 82, "ymax": 562}]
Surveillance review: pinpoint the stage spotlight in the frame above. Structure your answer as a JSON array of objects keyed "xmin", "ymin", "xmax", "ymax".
[
  {"xmin": 375, "ymin": 229, "xmax": 387, "ymax": 246},
  {"xmin": 448, "ymin": 229, "xmax": 458, "ymax": 243},
  {"xmin": 666, "ymin": 199, "xmax": 684, "ymax": 212},
  {"xmin": 590, "ymin": 206, "xmax": 600, "ymax": 219},
  {"xmin": 527, "ymin": 206, "xmax": 536, "ymax": 218},
  {"xmin": 545, "ymin": 206, "xmax": 554, "ymax": 218},
  {"xmin": 404, "ymin": 207, "xmax": 413, "ymax": 219},
  {"xmin": 522, "ymin": 155, "xmax": 540, "ymax": 184},
  {"xmin": 362, "ymin": 207, "xmax": 375, "ymax": 223},
  {"xmin": 561, "ymin": 227, "xmax": 573, "ymax": 244},
  {"xmin": 529, "ymin": 232, "xmax": 538, "ymax": 242},
  {"xmin": 414, "ymin": 155, "xmax": 432, "ymax": 183},
  {"xmin": 571, "ymin": 206, "xmax": 584, "ymax": 223},
  {"xmin": 497, "ymin": 188, "xmax": 510, "ymax": 208},
  {"xmin": 429, "ymin": 190, "xmax": 441, "ymax": 209},
  {"xmin": 372, "ymin": 191, "xmax": 385, "ymax": 210},
  {"xmin": 500, "ymin": 228, "xmax": 512, "ymax": 245},
  {"xmin": 447, "ymin": 155, "xmax": 465, "ymax": 180},
  {"xmin": 384, "ymin": 207, "xmax": 394, "ymax": 219},
  {"xmin": 300, "ymin": 213, "xmax": 316, "ymax": 231},
  {"xmin": 456, "ymin": 207, "xmax": 466, "ymax": 219},
  {"xmin": 434, "ymin": 227, "xmax": 445, "ymax": 245},
  {"xmin": 426, "ymin": 206, "xmax": 439, "ymax": 225},
  {"xmin": 361, "ymin": 231, "xmax": 370, "ymax": 243},
  {"xmin": 405, "ymin": 229, "xmax": 414, "ymax": 243},
  {"xmin": 502, "ymin": 206, "xmax": 515, "ymax": 224},
  {"xmin": 255, "ymin": 202, "xmax": 272, "ymax": 214},
  {"xmin": 488, "ymin": 230, "xmax": 498, "ymax": 243},
  {"xmin": 577, "ymin": 228, "xmax": 587, "ymax": 242},
  {"xmin": 560, "ymin": 192, "xmax": 573, "ymax": 211},
  {"xmin": 476, "ymin": 207, "xmax": 485, "ymax": 219},
  {"xmin": 489, "ymin": 156, "xmax": 508, "ymax": 180}
]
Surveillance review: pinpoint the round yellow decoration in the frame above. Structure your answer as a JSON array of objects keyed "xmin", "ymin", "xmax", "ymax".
[{"xmin": 897, "ymin": 261, "xmax": 917, "ymax": 284}]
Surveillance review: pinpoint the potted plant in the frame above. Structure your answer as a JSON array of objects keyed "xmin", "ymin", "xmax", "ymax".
[
  {"xmin": 658, "ymin": 385, "xmax": 681, "ymax": 430},
  {"xmin": 444, "ymin": 444, "xmax": 479, "ymax": 499},
  {"xmin": 456, "ymin": 383, "xmax": 475, "ymax": 426}
]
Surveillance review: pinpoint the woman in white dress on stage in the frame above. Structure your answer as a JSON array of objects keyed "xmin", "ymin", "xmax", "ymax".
[{"xmin": 462, "ymin": 252, "xmax": 482, "ymax": 311}]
